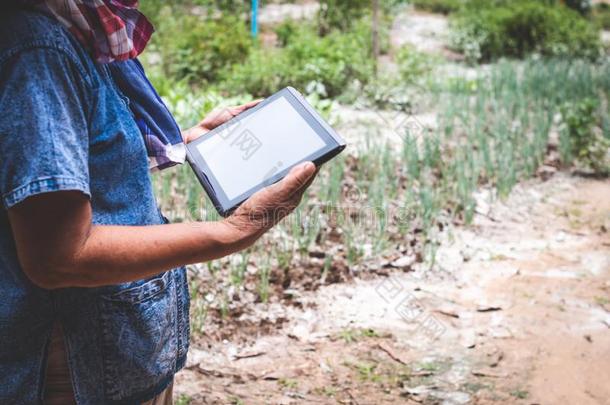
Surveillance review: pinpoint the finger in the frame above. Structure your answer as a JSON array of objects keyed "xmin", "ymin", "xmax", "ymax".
[
  {"xmin": 283, "ymin": 168, "xmax": 318, "ymax": 206},
  {"xmin": 205, "ymin": 108, "xmax": 234, "ymax": 129},
  {"xmin": 297, "ymin": 168, "xmax": 319, "ymax": 192},
  {"xmin": 243, "ymin": 99, "xmax": 264, "ymax": 109},
  {"xmin": 230, "ymin": 99, "xmax": 264, "ymax": 115},
  {"xmin": 268, "ymin": 161, "xmax": 316, "ymax": 200}
]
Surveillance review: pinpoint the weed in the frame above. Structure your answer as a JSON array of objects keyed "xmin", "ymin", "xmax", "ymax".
[
  {"xmin": 278, "ymin": 378, "xmax": 299, "ymax": 389},
  {"xmin": 338, "ymin": 329, "xmax": 359, "ymax": 344},
  {"xmin": 411, "ymin": 0, "xmax": 463, "ymax": 15},
  {"xmin": 229, "ymin": 397, "xmax": 245, "ymax": 405},
  {"xmin": 321, "ymin": 255, "xmax": 332, "ymax": 283},
  {"xmin": 416, "ymin": 361, "xmax": 442, "ymax": 373},
  {"xmin": 175, "ymin": 394, "xmax": 192, "ymax": 405},
  {"xmin": 314, "ymin": 385, "xmax": 337, "ymax": 397},
  {"xmin": 230, "ymin": 251, "xmax": 250, "ymax": 287},
  {"xmin": 258, "ymin": 256, "xmax": 271, "ymax": 303},
  {"xmin": 560, "ymin": 98, "xmax": 610, "ymax": 174},
  {"xmin": 510, "ymin": 389, "xmax": 529, "ymax": 399},
  {"xmin": 338, "ymin": 328, "xmax": 380, "ymax": 343},
  {"xmin": 355, "ymin": 362, "xmax": 381, "ymax": 382},
  {"xmin": 461, "ymin": 381, "xmax": 492, "ymax": 393}
]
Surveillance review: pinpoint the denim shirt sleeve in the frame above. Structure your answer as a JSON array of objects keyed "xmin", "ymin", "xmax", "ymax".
[{"xmin": 0, "ymin": 46, "xmax": 91, "ymax": 209}]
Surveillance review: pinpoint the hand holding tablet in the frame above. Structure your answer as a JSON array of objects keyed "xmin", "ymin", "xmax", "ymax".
[
  {"xmin": 186, "ymin": 87, "xmax": 346, "ymax": 216},
  {"xmin": 222, "ymin": 161, "xmax": 318, "ymax": 244}
]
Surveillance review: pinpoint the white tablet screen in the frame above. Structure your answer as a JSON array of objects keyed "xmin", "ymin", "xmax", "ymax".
[{"xmin": 195, "ymin": 96, "xmax": 326, "ymax": 200}]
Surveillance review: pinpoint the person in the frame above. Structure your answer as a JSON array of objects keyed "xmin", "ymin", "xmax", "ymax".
[{"xmin": 0, "ymin": 2, "xmax": 317, "ymax": 404}]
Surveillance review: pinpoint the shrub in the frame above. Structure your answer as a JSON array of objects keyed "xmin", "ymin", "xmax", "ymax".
[
  {"xmin": 410, "ymin": 0, "xmax": 464, "ymax": 15},
  {"xmin": 396, "ymin": 45, "xmax": 433, "ymax": 84},
  {"xmin": 592, "ymin": 3, "xmax": 610, "ymax": 29},
  {"xmin": 153, "ymin": 10, "xmax": 253, "ymax": 85},
  {"xmin": 450, "ymin": 1, "xmax": 602, "ymax": 63},
  {"xmin": 562, "ymin": 0, "xmax": 592, "ymax": 15},
  {"xmin": 317, "ymin": 0, "xmax": 371, "ymax": 35},
  {"xmin": 560, "ymin": 98, "xmax": 610, "ymax": 174},
  {"xmin": 221, "ymin": 21, "xmax": 375, "ymax": 98},
  {"xmin": 275, "ymin": 20, "xmax": 298, "ymax": 48}
]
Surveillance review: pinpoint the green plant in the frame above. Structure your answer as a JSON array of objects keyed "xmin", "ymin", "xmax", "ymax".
[
  {"xmin": 317, "ymin": 0, "xmax": 370, "ymax": 35},
  {"xmin": 278, "ymin": 378, "xmax": 299, "ymax": 389},
  {"xmin": 427, "ymin": 58, "xmax": 610, "ymax": 222},
  {"xmin": 223, "ymin": 20, "xmax": 375, "ymax": 98},
  {"xmin": 410, "ymin": 0, "xmax": 464, "ymax": 14},
  {"xmin": 592, "ymin": 3, "xmax": 610, "ymax": 29},
  {"xmin": 314, "ymin": 385, "xmax": 338, "ymax": 397},
  {"xmin": 230, "ymin": 251, "xmax": 250, "ymax": 286},
  {"xmin": 510, "ymin": 389, "xmax": 529, "ymax": 399},
  {"xmin": 338, "ymin": 328, "xmax": 379, "ymax": 343},
  {"xmin": 154, "ymin": 11, "xmax": 253, "ymax": 84},
  {"xmin": 257, "ymin": 256, "xmax": 271, "ymax": 303},
  {"xmin": 396, "ymin": 45, "xmax": 434, "ymax": 85},
  {"xmin": 229, "ymin": 396, "xmax": 245, "ymax": 405},
  {"xmin": 141, "ymin": 0, "xmax": 250, "ymax": 23},
  {"xmin": 175, "ymin": 393, "xmax": 193, "ymax": 405},
  {"xmin": 560, "ymin": 98, "xmax": 610, "ymax": 174},
  {"xmin": 563, "ymin": 0, "xmax": 592, "ymax": 15},
  {"xmin": 355, "ymin": 362, "xmax": 381, "ymax": 382},
  {"xmin": 450, "ymin": 1, "xmax": 602, "ymax": 63},
  {"xmin": 275, "ymin": 20, "xmax": 299, "ymax": 47},
  {"xmin": 416, "ymin": 361, "xmax": 442, "ymax": 373},
  {"xmin": 189, "ymin": 278, "xmax": 209, "ymax": 336}
]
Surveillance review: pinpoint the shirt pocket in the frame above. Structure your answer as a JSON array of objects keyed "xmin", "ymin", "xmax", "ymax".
[{"xmin": 98, "ymin": 271, "xmax": 179, "ymax": 401}]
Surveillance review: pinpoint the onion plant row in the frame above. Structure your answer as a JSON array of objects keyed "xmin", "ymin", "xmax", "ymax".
[{"xmin": 153, "ymin": 58, "xmax": 610, "ymax": 325}]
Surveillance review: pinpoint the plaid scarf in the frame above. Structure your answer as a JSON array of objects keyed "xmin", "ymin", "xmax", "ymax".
[
  {"xmin": 24, "ymin": 0, "xmax": 186, "ymax": 170},
  {"xmin": 28, "ymin": 0, "xmax": 153, "ymax": 63}
]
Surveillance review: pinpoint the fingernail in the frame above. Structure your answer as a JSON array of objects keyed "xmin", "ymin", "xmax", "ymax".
[{"xmin": 302, "ymin": 162, "xmax": 314, "ymax": 171}]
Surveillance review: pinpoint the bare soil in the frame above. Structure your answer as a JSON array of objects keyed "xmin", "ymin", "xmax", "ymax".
[{"xmin": 175, "ymin": 174, "xmax": 610, "ymax": 404}]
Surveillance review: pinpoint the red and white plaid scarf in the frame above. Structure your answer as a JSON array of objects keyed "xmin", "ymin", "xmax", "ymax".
[{"xmin": 30, "ymin": 0, "xmax": 153, "ymax": 63}]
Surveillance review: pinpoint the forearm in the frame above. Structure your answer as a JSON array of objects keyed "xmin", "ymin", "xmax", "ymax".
[
  {"xmin": 40, "ymin": 220, "xmax": 255, "ymax": 289},
  {"xmin": 10, "ymin": 162, "xmax": 315, "ymax": 290}
]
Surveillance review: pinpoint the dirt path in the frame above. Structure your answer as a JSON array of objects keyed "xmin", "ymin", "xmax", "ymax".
[
  {"xmin": 258, "ymin": 1, "xmax": 319, "ymax": 26},
  {"xmin": 174, "ymin": 174, "xmax": 610, "ymax": 404},
  {"xmin": 391, "ymin": 9, "xmax": 449, "ymax": 55}
]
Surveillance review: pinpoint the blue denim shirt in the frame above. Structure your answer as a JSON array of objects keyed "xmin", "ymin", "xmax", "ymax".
[{"xmin": 0, "ymin": 9, "xmax": 189, "ymax": 404}]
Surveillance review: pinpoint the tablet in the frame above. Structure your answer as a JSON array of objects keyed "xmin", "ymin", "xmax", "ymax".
[{"xmin": 186, "ymin": 87, "xmax": 346, "ymax": 217}]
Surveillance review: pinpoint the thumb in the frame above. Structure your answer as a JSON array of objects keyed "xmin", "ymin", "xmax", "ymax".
[{"xmin": 268, "ymin": 161, "xmax": 316, "ymax": 199}]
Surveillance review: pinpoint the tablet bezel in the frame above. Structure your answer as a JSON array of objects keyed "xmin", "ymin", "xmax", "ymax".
[{"xmin": 186, "ymin": 87, "xmax": 346, "ymax": 217}]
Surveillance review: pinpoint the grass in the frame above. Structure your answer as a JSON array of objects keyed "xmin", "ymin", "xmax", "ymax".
[
  {"xmin": 346, "ymin": 359, "xmax": 414, "ymax": 388},
  {"xmin": 278, "ymin": 378, "xmax": 299, "ymax": 389},
  {"xmin": 314, "ymin": 386, "xmax": 338, "ymax": 397},
  {"xmin": 594, "ymin": 296, "xmax": 609, "ymax": 306},
  {"xmin": 354, "ymin": 362, "xmax": 382, "ymax": 382},
  {"xmin": 416, "ymin": 361, "xmax": 442, "ymax": 373},
  {"xmin": 229, "ymin": 397, "xmax": 245, "ymax": 405},
  {"xmin": 461, "ymin": 381, "xmax": 493, "ymax": 394},
  {"xmin": 410, "ymin": 0, "xmax": 463, "ymax": 15},
  {"xmin": 510, "ymin": 389, "xmax": 529, "ymax": 399},
  {"xmin": 189, "ymin": 278, "xmax": 208, "ymax": 335},
  {"xmin": 175, "ymin": 394, "xmax": 192, "ymax": 405},
  {"xmin": 257, "ymin": 255, "xmax": 272, "ymax": 303},
  {"xmin": 337, "ymin": 328, "xmax": 380, "ymax": 343},
  {"xmin": 414, "ymin": 359, "xmax": 451, "ymax": 375}
]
